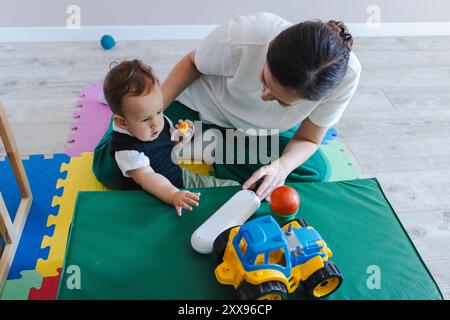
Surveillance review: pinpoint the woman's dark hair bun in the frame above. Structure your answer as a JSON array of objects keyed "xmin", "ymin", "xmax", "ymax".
[
  {"xmin": 327, "ymin": 20, "xmax": 353, "ymax": 51},
  {"xmin": 267, "ymin": 19, "xmax": 352, "ymax": 101}
]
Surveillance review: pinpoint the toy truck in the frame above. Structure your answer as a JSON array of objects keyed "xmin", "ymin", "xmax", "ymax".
[{"xmin": 213, "ymin": 215, "xmax": 343, "ymax": 300}]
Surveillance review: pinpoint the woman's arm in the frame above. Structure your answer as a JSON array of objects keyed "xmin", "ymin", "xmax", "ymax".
[
  {"xmin": 161, "ymin": 50, "xmax": 202, "ymax": 109},
  {"xmin": 242, "ymin": 118, "xmax": 328, "ymax": 200},
  {"xmin": 279, "ymin": 118, "xmax": 328, "ymax": 173}
]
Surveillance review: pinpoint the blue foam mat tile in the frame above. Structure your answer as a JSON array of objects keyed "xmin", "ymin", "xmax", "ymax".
[
  {"xmin": 27, "ymin": 155, "xmax": 45, "ymax": 160},
  {"xmin": 321, "ymin": 127, "xmax": 338, "ymax": 145},
  {"xmin": 0, "ymin": 153, "xmax": 70, "ymax": 280}
]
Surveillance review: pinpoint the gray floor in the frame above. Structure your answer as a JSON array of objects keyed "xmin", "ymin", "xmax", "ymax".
[{"xmin": 0, "ymin": 37, "xmax": 449, "ymax": 299}]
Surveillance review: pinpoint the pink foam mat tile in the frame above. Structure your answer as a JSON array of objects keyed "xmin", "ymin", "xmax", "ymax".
[
  {"xmin": 65, "ymin": 82, "xmax": 112, "ymax": 157},
  {"xmin": 79, "ymin": 82, "xmax": 103, "ymax": 100}
]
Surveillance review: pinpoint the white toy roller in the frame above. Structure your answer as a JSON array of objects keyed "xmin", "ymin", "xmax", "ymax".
[{"xmin": 191, "ymin": 190, "xmax": 261, "ymax": 254}]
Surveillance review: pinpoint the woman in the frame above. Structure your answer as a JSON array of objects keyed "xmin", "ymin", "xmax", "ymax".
[{"xmin": 162, "ymin": 12, "xmax": 361, "ymax": 201}]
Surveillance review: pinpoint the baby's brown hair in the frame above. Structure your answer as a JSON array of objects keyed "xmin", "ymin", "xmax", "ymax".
[{"xmin": 103, "ymin": 59, "xmax": 158, "ymax": 116}]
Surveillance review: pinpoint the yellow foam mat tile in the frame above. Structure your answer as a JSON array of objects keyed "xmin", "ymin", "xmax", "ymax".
[
  {"xmin": 35, "ymin": 153, "xmax": 213, "ymax": 277},
  {"xmin": 36, "ymin": 152, "xmax": 108, "ymax": 277},
  {"xmin": 179, "ymin": 162, "xmax": 214, "ymax": 177}
]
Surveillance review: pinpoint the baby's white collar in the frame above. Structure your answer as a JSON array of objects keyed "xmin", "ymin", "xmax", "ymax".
[{"xmin": 112, "ymin": 122, "xmax": 134, "ymax": 137}]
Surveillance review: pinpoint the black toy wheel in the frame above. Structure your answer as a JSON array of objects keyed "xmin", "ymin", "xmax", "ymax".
[
  {"xmin": 302, "ymin": 261, "xmax": 343, "ymax": 299},
  {"xmin": 282, "ymin": 218, "xmax": 309, "ymax": 229},
  {"xmin": 237, "ymin": 281, "xmax": 288, "ymax": 300},
  {"xmin": 212, "ymin": 226, "xmax": 236, "ymax": 266}
]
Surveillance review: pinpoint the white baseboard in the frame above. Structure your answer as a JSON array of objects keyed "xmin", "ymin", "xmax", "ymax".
[
  {"xmin": 0, "ymin": 25, "xmax": 217, "ymax": 42},
  {"xmin": 1, "ymin": 22, "xmax": 450, "ymax": 42},
  {"xmin": 348, "ymin": 22, "xmax": 450, "ymax": 37}
]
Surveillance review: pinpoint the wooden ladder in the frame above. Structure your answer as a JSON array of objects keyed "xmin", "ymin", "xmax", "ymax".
[{"xmin": 0, "ymin": 102, "xmax": 32, "ymax": 295}]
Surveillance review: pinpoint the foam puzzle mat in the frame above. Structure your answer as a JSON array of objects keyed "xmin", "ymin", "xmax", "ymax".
[
  {"xmin": 0, "ymin": 143, "xmax": 359, "ymax": 298},
  {"xmin": 1, "ymin": 82, "xmax": 363, "ymax": 300},
  {"xmin": 66, "ymin": 83, "xmax": 112, "ymax": 157},
  {"xmin": 321, "ymin": 127, "xmax": 337, "ymax": 145},
  {"xmin": 35, "ymin": 152, "xmax": 108, "ymax": 278},
  {"xmin": 28, "ymin": 268, "xmax": 61, "ymax": 300},
  {"xmin": 321, "ymin": 140, "xmax": 361, "ymax": 181},
  {"xmin": 1, "ymin": 270, "xmax": 42, "ymax": 300},
  {"xmin": 0, "ymin": 154, "xmax": 69, "ymax": 279}
]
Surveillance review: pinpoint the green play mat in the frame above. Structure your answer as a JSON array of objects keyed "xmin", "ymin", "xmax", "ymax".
[{"xmin": 58, "ymin": 178, "xmax": 443, "ymax": 300}]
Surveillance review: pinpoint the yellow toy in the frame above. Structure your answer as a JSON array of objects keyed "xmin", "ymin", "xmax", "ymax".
[
  {"xmin": 178, "ymin": 120, "xmax": 190, "ymax": 133},
  {"xmin": 213, "ymin": 215, "xmax": 343, "ymax": 300}
]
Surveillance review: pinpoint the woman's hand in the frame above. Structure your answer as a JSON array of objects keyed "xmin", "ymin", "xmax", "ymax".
[
  {"xmin": 171, "ymin": 190, "xmax": 201, "ymax": 216},
  {"xmin": 242, "ymin": 160, "xmax": 289, "ymax": 201},
  {"xmin": 242, "ymin": 119, "xmax": 325, "ymax": 201}
]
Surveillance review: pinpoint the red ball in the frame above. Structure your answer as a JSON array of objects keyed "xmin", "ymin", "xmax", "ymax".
[{"xmin": 270, "ymin": 186, "xmax": 300, "ymax": 216}]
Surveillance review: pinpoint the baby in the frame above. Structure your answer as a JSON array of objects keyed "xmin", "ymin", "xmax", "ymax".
[{"xmin": 102, "ymin": 59, "xmax": 239, "ymax": 216}]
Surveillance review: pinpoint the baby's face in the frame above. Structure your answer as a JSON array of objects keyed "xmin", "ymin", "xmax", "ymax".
[{"xmin": 121, "ymin": 84, "xmax": 165, "ymax": 142}]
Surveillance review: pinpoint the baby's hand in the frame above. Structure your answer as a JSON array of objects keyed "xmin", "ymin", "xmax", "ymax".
[{"xmin": 172, "ymin": 190, "xmax": 201, "ymax": 216}]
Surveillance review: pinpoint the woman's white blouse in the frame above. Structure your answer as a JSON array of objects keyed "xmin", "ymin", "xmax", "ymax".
[{"xmin": 178, "ymin": 12, "xmax": 361, "ymax": 133}]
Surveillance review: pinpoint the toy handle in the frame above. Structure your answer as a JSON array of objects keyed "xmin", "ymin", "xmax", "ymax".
[{"xmin": 191, "ymin": 190, "xmax": 261, "ymax": 254}]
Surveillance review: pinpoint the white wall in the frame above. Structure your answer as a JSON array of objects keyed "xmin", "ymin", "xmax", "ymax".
[{"xmin": 1, "ymin": 0, "xmax": 449, "ymax": 28}]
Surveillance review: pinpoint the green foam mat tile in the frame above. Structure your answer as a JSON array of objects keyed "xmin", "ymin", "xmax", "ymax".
[
  {"xmin": 58, "ymin": 179, "xmax": 442, "ymax": 300},
  {"xmin": 1, "ymin": 270, "xmax": 42, "ymax": 300},
  {"xmin": 321, "ymin": 140, "xmax": 362, "ymax": 181}
]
